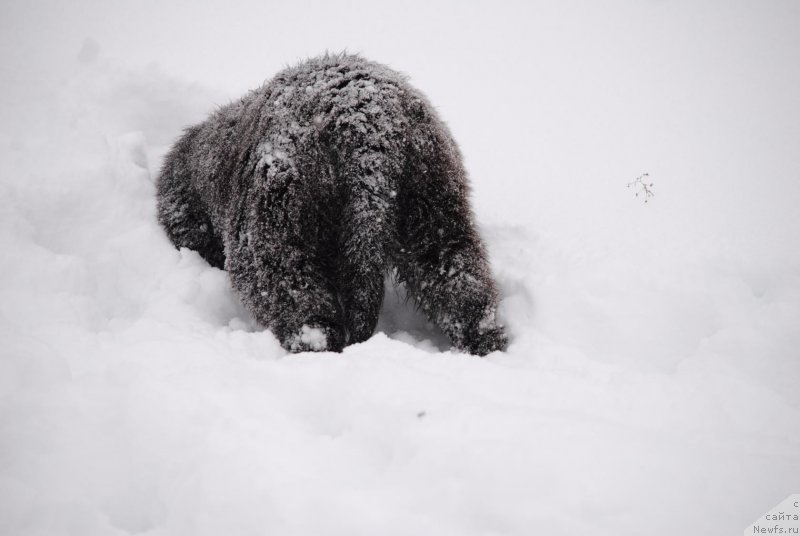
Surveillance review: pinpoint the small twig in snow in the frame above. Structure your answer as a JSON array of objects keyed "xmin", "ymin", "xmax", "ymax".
[{"xmin": 627, "ymin": 173, "xmax": 654, "ymax": 203}]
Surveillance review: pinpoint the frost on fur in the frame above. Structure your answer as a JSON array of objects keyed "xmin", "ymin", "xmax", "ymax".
[{"xmin": 156, "ymin": 53, "xmax": 507, "ymax": 355}]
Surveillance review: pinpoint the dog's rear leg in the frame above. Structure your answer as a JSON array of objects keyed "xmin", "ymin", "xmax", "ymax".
[
  {"xmin": 394, "ymin": 137, "xmax": 507, "ymax": 356},
  {"xmin": 227, "ymin": 160, "xmax": 346, "ymax": 353}
]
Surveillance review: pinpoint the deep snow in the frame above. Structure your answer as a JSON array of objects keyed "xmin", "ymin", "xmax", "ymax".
[{"xmin": 1, "ymin": 2, "xmax": 799, "ymax": 535}]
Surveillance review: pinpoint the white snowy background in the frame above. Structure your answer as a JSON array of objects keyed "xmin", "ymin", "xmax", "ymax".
[{"xmin": 1, "ymin": 1, "xmax": 799, "ymax": 534}]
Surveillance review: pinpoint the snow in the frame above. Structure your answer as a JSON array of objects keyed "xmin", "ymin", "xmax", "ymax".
[
  {"xmin": 289, "ymin": 325, "xmax": 329, "ymax": 352},
  {"xmin": 1, "ymin": 1, "xmax": 800, "ymax": 535}
]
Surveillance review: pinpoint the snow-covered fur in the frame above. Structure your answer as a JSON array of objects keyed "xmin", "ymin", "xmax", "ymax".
[{"xmin": 156, "ymin": 53, "xmax": 507, "ymax": 355}]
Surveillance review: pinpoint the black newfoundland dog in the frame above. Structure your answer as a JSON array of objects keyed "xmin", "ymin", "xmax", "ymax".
[{"xmin": 157, "ymin": 54, "xmax": 507, "ymax": 355}]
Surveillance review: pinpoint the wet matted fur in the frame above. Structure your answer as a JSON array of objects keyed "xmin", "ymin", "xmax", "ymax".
[{"xmin": 156, "ymin": 53, "xmax": 507, "ymax": 355}]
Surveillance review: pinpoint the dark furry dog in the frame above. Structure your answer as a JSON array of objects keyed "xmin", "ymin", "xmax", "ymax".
[{"xmin": 156, "ymin": 53, "xmax": 507, "ymax": 355}]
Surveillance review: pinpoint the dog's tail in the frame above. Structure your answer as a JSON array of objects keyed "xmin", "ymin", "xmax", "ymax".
[
  {"xmin": 336, "ymin": 138, "xmax": 403, "ymax": 343},
  {"xmin": 330, "ymin": 80, "xmax": 410, "ymax": 343}
]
